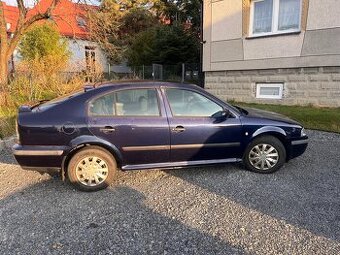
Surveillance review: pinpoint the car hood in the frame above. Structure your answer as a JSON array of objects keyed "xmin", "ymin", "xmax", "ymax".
[{"xmin": 242, "ymin": 107, "xmax": 301, "ymax": 126}]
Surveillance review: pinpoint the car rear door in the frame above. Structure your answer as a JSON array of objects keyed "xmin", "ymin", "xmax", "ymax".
[
  {"xmin": 87, "ymin": 87, "xmax": 170, "ymax": 166},
  {"xmin": 162, "ymin": 87, "xmax": 243, "ymax": 163}
]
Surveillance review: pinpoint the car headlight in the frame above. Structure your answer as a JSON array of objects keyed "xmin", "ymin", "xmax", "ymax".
[{"xmin": 301, "ymin": 128, "xmax": 307, "ymax": 137}]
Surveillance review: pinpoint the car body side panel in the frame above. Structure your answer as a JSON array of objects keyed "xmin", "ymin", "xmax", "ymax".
[
  {"xmin": 13, "ymin": 82, "xmax": 308, "ymax": 174},
  {"xmin": 167, "ymin": 117, "xmax": 244, "ymax": 162},
  {"xmin": 87, "ymin": 86, "xmax": 171, "ymax": 166},
  {"xmin": 159, "ymin": 87, "xmax": 244, "ymax": 162},
  {"xmin": 88, "ymin": 116, "xmax": 170, "ymax": 165},
  {"xmin": 18, "ymin": 96, "xmax": 90, "ymax": 146}
]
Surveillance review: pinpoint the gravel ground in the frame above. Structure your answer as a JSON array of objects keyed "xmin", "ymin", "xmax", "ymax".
[{"xmin": 0, "ymin": 130, "xmax": 339, "ymax": 255}]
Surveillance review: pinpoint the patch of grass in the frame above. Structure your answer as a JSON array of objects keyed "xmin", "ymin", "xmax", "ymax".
[
  {"xmin": 0, "ymin": 109, "xmax": 17, "ymax": 139},
  {"xmin": 234, "ymin": 102, "xmax": 340, "ymax": 134}
]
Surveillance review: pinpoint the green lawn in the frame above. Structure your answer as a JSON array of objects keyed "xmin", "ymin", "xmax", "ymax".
[{"xmin": 234, "ymin": 102, "xmax": 340, "ymax": 134}]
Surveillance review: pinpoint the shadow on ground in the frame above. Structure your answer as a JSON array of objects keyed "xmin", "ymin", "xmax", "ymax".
[
  {"xmin": 167, "ymin": 134, "xmax": 340, "ymax": 242},
  {"xmin": 1, "ymin": 131, "xmax": 339, "ymax": 254}
]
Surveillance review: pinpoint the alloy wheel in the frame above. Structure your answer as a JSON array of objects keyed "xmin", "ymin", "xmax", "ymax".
[{"xmin": 248, "ymin": 143, "xmax": 279, "ymax": 171}]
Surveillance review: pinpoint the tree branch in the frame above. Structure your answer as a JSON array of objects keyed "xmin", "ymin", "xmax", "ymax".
[
  {"xmin": 17, "ymin": 0, "xmax": 27, "ymax": 17},
  {"xmin": 6, "ymin": 0, "xmax": 60, "ymax": 59},
  {"xmin": 0, "ymin": 2, "xmax": 8, "ymax": 47}
]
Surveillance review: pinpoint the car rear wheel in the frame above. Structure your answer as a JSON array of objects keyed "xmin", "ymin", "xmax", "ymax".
[
  {"xmin": 67, "ymin": 146, "xmax": 117, "ymax": 191},
  {"xmin": 243, "ymin": 136, "xmax": 286, "ymax": 174}
]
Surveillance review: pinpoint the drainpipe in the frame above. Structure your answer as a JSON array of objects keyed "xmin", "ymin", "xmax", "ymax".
[{"xmin": 199, "ymin": 0, "xmax": 205, "ymax": 88}]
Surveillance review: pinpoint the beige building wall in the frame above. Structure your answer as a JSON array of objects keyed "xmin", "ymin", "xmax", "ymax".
[
  {"xmin": 203, "ymin": 0, "xmax": 340, "ymax": 107},
  {"xmin": 68, "ymin": 39, "xmax": 109, "ymax": 73},
  {"xmin": 203, "ymin": 0, "xmax": 340, "ymax": 72},
  {"xmin": 211, "ymin": 0, "xmax": 243, "ymax": 41},
  {"xmin": 307, "ymin": 0, "xmax": 340, "ymax": 30}
]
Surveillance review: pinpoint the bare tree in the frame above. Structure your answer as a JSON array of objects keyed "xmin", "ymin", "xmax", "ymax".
[
  {"xmin": 87, "ymin": 2, "xmax": 122, "ymax": 64},
  {"xmin": 0, "ymin": 0, "xmax": 60, "ymax": 87},
  {"xmin": 88, "ymin": 0, "xmax": 159, "ymax": 64}
]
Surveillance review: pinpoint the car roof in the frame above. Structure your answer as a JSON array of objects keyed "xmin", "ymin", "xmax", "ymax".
[
  {"xmin": 91, "ymin": 81, "xmax": 201, "ymax": 92},
  {"xmin": 62, "ymin": 80, "xmax": 241, "ymax": 117}
]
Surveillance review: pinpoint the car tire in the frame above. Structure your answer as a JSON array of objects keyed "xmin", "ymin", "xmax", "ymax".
[
  {"xmin": 67, "ymin": 146, "xmax": 117, "ymax": 191},
  {"xmin": 243, "ymin": 135, "xmax": 286, "ymax": 174}
]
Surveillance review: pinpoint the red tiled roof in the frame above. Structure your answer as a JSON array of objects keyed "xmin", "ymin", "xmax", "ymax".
[
  {"xmin": 2, "ymin": 0, "xmax": 96, "ymax": 39},
  {"xmin": 1, "ymin": 2, "xmax": 19, "ymax": 33}
]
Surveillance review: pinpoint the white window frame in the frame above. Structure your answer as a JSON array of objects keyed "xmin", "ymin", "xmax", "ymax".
[
  {"xmin": 249, "ymin": 0, "xmax": 302, "ymax": 37},
  {"xmin": 256, "ymin": 83, "xmax": 284, "ymax": 99}
]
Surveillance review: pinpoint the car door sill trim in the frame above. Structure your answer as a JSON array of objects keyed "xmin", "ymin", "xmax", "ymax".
[
  {"xmin": 171, "ymin": 142, "xmax": 240, "ymax": 149},
  {"xmin": 122, "ymin": 145, "xmax": 171, "ymax": 151},
  {"xmin": 122, "ymin": 158, "xmax": 241, "ymax": 171},
  {"xmin": 122, "ymin": 142, "xmax": 241, "ymax": 152}
]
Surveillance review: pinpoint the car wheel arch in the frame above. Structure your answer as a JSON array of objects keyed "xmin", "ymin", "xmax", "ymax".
[
  {"xmin": 252, "ymin": 126, "xmax": 286, "ymax": 138},
  {"xmin": 250, "ymin": 128, "xmax": 289, "ymax": 161},
  {"xmin": 61, "ymin": 140, "xmax": 123, "ymax": 181}
]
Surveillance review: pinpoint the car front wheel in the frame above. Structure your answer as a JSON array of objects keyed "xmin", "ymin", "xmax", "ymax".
[
  {"xmin": 67, "ymin": 146, "xmax": 117, "ymax": 191},
  {"xmin": 243, "ymin": 136, "xmax": 286, "ymax": 174}
]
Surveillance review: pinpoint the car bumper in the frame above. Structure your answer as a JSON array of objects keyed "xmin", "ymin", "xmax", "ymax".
[
  {"xmin": 289, "ymin": 137, "xmax": 308, "ymax": 160},
  {"xmin": 12, "ymin": 144, "xmax": 68, "ymax": 172}
]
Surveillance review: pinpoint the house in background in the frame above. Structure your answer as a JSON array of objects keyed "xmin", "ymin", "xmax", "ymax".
[
  {"xmin": 2, "ymin": 0, "xmax": 113, "ymax": 75},
  {"xmin": 203, "ymin": 0, "xmax": 340, "ymax": 107},
  {"xmin": 1, "ymin": 1, "xmax": 19, "ymax": 72}
]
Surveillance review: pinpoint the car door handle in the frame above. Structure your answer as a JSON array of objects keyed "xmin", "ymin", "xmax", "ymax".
[
  {"xmin": 100, "ymin": 126, "xmax": 116, "ymax": 133},
  {"xmin": 172, "ymin": 126, "xmax": 186, "ymax": 133}
]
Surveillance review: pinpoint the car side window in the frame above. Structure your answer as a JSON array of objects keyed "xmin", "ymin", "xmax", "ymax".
[
  {"xmin": 89, "ymin": 92, "xmax": 115, "ymax": 116},
  {"xmin": 116, "ymin": 89, "xmax": 160, "ymax": 116},
  {"xmin": 165, "ymin": 89, "xmax": 223, "ymax": 117}
]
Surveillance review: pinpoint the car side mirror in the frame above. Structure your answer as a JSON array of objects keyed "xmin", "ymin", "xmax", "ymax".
[{"xmin": 211, "ymin": 109, "xmax": 230, "ymax": 120}]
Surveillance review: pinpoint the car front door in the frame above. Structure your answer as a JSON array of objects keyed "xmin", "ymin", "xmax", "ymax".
[
  {"xmin": 87, "ymin": 88, "xmax": 170, "ymax": 166},
  {"xmin": 163, "ymin": 88, "xmax": 243, "ymax": 163}
]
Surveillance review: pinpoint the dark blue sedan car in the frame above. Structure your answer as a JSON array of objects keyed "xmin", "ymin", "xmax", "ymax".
[{"xmin": 13, "ymin": 82, "xmax": 308, "ymax": 191}]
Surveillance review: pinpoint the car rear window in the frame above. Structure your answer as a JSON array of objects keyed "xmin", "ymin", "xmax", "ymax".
[{"xmin": 33, "ymin": 90, "xmax": 84, "ymax": 111}]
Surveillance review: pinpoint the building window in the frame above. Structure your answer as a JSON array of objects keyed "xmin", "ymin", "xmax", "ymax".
[
  {"xmin": 256, "ymin": 83, "xmax": 283, "ymax": 99},
  {"xmin": 250, "ymin": 0, "xmax": 301, "ymax": 36},
  {"xmin": 85, "ymin": 46, "xmax": 96, "ymax": 73},
  {"xmin": 76, "ymin": 16, "xmax": 87, "ymax": 28}
]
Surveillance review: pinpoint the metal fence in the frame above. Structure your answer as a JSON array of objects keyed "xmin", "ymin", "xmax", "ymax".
[
  {"xmin": 9, "ymin": 63, "xmax": 202, "ymax": 86},
  {"xmin": 129, "ymin": 63, "xmax": 200, "ymax": 85}
]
